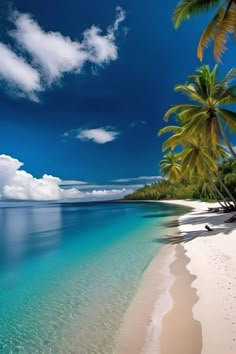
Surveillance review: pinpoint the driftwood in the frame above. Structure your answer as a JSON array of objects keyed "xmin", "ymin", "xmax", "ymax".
[
  {"xmin": 208, "ymin": 206, "xmax": 236, "ymax": 213},
  {"xmin": 205, "ymin": 224, "xmax": 213, "ymax": 231},
  {"xmin": 208, "ymin": 207, "xmax": 220, "ymax": 213}
]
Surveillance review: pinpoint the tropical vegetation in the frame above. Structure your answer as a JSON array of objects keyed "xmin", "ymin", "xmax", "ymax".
[
  {"xmin": 126, "ymin": 64, "xmax": 236, "ymax": 208},
  {"xmin": 174, "ymin": 0, "xmax": 236, "ymax": 61},
  {"xmin": 124, "ymin": 157, "xmax": 236, "ymax": 202},
  {"xmin": 126, "ymin": 2, "xmax": 236, "ymax": 207},
  {"xmin": 159, "ymin": 64, "xmax": 236, "ymax": 209},
  {"xmin": 162, "ymin": 65, "xmax": 236, "ymax": 159}
]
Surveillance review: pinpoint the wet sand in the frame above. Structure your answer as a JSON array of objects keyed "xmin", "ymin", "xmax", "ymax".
[
  {"xmin": 115, "ymin": 245, "xmax": 176, "ymax": 354},
  {"xmin": 160, "ymin": 244, "xmax": 202, "ymax": 354}
]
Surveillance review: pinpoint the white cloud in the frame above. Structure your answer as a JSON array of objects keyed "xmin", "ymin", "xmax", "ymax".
[
  {"xmin": 112, "ymin": 176, "xmax": 163, "ymax": 183},
  {"xmin": 60, "ymin": 180, "xmax": 88, "ymax": 186},
  {"xmin": 0, "ymin": 155, "xmax": 64, "ymax": 200},
  {"xmin": 66, "ymin": 183, "xmax": 144, "ymax": 190},
  {"xmin": 6, "ymin": 6, "xmax": 125, "ymax": 97},
  {"xmin": 0, "ymin": 154, "xmax": 129, "ymax": 201},
  {"xmin": 112, "ymin": 6, "xmax": 126, "ymax": 32},
  {"xmin": 83, "ymin": 26, "xmax": 117, "ymax": 64},
  {"xmin": 0, "ymin": 43, "xmax": 41, "ymax": 100},
  {"xmin": 84, "ymin": 188, "xmax": 128, "ymax": 197},
  {"xmin": 76, "ymin": 127, "xmax": 120, "ymax": 144},
  {"xmin": 3, "ymin": 171, "xmax": 62, "ymax": 200},
  {"xmin": 11, "ymin": 12, "xmax": 88, "ymax": 82},
  {"xmin": 83, "ymin": 6, "xmax": 125, "ymax": 64}
]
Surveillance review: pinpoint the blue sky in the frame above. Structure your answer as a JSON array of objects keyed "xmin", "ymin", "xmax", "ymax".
[{"xmin": 0, "ymin": 0, "xmax": 236, "ymax": 201}]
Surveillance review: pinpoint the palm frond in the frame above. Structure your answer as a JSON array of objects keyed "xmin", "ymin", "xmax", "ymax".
[
  {"xmin": 162, "ymin": 134, "xmax": 184, "ymax": 151},
  {"xmin": 178, "ymin": 106, "xmax": 204, "ymax": 123},
  {"xmin": 173, "ymin": 0, "xmax": 220, "ymax": 29},
  {"xmin": 214, "ymin": 8, "xmax": 236, "ymax": 61},
  {"xmin": 181, "ymin": 111, "xmax": 208, "ymax": 136},
  {"xmin": 217, "ymin": 94, "xmax": 236, "ymax": 105},
  {"xmin": 163, "ymin": 104, "xmax": 199, "ymax": 121},
  {"xmin": 175, "ymin": 84, "xmax": 206, "ymax": 104},
  {"xmin": 197, "ymin": 9, "xmax": 223, "ymax": 61},
  {"xmin": 158, "ymin": 125, "xmax": 181, "ymax": 136},
  {"xmin": 221, "ymin": 67, "xmax": 236, "ymax": 85},
  {"xmin": 217, "ymin": 108, "xmax": 236, "ymax": 132},
  {"xmin": 160, "ymin": 151, "xmax": 182, "ymax": 183},
  {"xmin": 214, "ymin": 82, "xmax": 236, "ymax": 103}
]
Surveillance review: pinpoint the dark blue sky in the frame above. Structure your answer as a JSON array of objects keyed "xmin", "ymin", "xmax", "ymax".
[{"xmin": 0, "ymin": 0, "xmax": 236, "ymax": 184}]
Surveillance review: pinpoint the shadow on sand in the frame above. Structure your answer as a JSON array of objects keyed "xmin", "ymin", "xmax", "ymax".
[{"xmin": 154, "ymin": 211, "xmax": 236, "ymax": 245}]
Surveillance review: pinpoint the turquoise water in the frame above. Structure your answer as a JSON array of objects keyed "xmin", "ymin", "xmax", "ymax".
[{"xmin": 0, "ymin": 201, "xmax": 187, "ymax": 353}]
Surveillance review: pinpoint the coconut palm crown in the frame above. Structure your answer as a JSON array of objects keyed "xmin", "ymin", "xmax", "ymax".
[
  {"xmin": 173, "ymin": 0, "xmax": 236, "ymax": 61},
  {"xmin": 160, "ymin": 151, "xmax": 182, "ymax": 183},
  {"xmin": 163, "ymin": 65, "xmax": 236, "ymax": 159}
]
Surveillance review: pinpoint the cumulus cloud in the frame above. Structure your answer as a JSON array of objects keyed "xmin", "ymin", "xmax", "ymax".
[
  {"xmin": 11, "ymin": 12, "xmax": 88, "ymax": 82},
  {"xmin": 1, "ymin": 6, "xmax": 125, "ymax": 99},
  {"xmin": 0, "ymin": 155, "xmax": 63, "ymax": 200},
  {"xmin": 65, "ymin": 127, "xmax": 120, "ymax": 144},
  {"xmin": 112, "ymin": 176, "xmax": 163, "ymax": 183},
  {"xmin": 77, "ymin": 128, "xmax": 119, "ymax": 144},
  {"xmin": 0, "ymin": 154, "xmax": 129, "ymax": 201},
  {"xmin": 0, "ymin": 43, "xmax": 41, "ymax": 100}
]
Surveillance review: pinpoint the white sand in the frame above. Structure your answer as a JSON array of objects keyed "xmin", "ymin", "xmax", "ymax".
[
  {"xmin": 160, "ymin": 200, "xmax": 236, "ymax": 354},
  {"xmin": 115, "ymin": 245, "xmax": 176, "ymax": 354}
]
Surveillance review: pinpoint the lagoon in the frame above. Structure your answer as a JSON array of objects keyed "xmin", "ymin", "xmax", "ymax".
[{"xmin": 0, "ymin": 201, "xmax": 186, "ymax": 353}]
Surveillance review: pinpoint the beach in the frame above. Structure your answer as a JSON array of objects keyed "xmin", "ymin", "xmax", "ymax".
[
  {"xmin": 1, "ymin": 200, "xmax": 236, "ymax": 353},
  {"xmin": 116, "ymin": 200, "xmax": 236, "ymax": 354},
  {"xmin": 160, "ymin": 200, "xmax": 236, "ymax": 354}
]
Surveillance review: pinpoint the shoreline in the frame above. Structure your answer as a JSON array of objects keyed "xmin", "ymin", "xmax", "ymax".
[
  {"xmin": 115, "ymin": 244, "xmax": 176, "ymax": 354},
  {"xmin": 115, "ymin": 210, "xmax": 186, "ymax": 354},
  {"xmin": 116, "ymin": 199, "xmax": 236, "ymax": 354},
  {"xmin": 159, "ymin": 200, "xmax": 236, "ymax": 354},
  {"xmin": 160, "ymin": 243, "xmax": 202, "ymax": 354}
]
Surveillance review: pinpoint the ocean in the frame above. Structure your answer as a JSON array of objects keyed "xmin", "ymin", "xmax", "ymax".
[{"xmin": 0, "ymin": 201, "xmax": 187, "ymax": 353}]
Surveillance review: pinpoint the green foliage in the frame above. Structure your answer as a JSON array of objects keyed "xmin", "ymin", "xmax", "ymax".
[
  {"xmin": 124, "ymin": 157, "xmax": 236, "ymax": 201},
  {"xmin": 124, "ymin": 179, "xmax": 201, "ymax": 201},
  {"xmin": 160, "ymin": 64, "xmax": 236, "ymax": 161},
  {"xmin": 218, "ymin": 157, "xmax": 236, "ymax": 197},
  {"xmin": 160, "ymin": 151, "xmax": 182, "ymax": 183},
  {"xmin": 173, "ymin": 0, "xmax": 236, "ymax": 61}
]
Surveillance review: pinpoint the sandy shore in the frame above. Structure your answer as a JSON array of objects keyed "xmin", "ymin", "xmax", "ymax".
[
  {"xmin": 116, "ymin": 200, "xmax": 236, "ymax": 354},
  {"xmin": 115, "ymin": 245, "xmax": 176, "ymax": 354},
  {"xmin": 159, "ymin": 200, "xmax": 236, "ymax": 354},
  {"xmin": 160, "ymin": 244, "xmax": 202, "ymax": 354}
]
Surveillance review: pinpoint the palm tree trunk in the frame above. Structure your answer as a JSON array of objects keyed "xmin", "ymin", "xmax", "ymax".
[
  {"xmin": 215, "ymin": 171, "xmax": 236, "ymax": 208},
  {"xmin": 210, "ymin": 187, "xmax": 227, "ymax": 208},
  {"xmin": 216, "ymin": 115, "xmax": 236, "ymax": 159},
  {"xmin": 210, "ymin": 181, "xmax": 231, "ymax": 208}
]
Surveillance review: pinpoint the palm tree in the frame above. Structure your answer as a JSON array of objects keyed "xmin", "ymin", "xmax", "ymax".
[
  {"xmin": 175, "ymin": 137, "xmax": 219, "ymax": 178},
  {"xmin": 198, "ymin": 176, "xmax": 231, "ymax": 208},
  {"xmin": 173, "ymin": 0, "xmax": 236, "ymax": 61},
  {"xmin": 160, "ymin": 131, "xmax": 236, "ymax": 206},
  {"xmin": 164, "ymin": 65, "xmax": 236, "ymax": 159},
  {"xmin": 159, "ymin": 125, "xmax": 236, "ymax": 207},
  {"xmin": 160, "ymin": 151, "xmax": 182, "ymax": 183}
]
